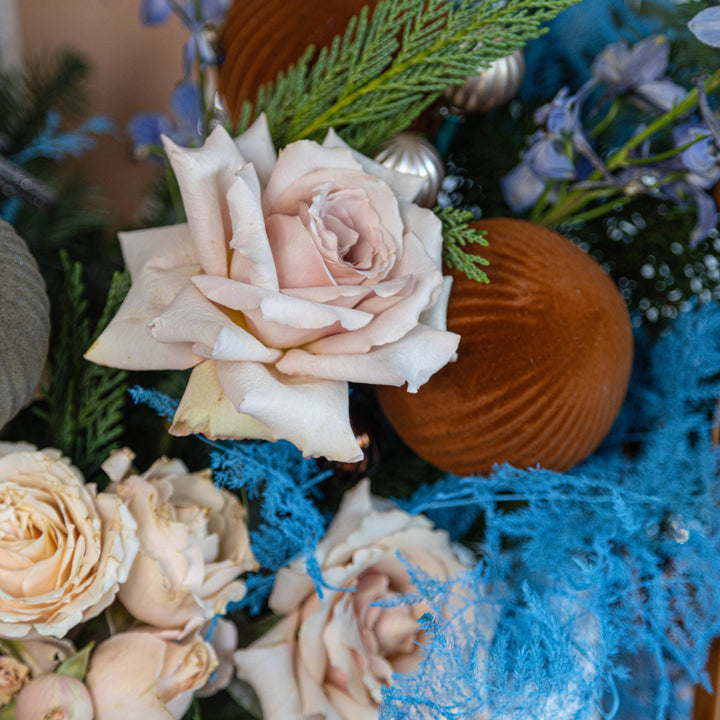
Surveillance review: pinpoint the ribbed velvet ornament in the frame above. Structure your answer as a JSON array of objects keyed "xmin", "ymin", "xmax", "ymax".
[
  {"xmin": 0, "ymin": 220, "xmax": 50, "ymax": 430},
  {"xmin": 220, "ymin": 0, "xmax": 376, "ymax": 122},
  {"xmin": 376, "ymin": 218, "xmax": 633, "ymax": 476}
]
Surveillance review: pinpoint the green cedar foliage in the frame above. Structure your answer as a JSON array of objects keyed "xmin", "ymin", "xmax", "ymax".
[
  {"xmin": 33, "ymin": 256, "xmax": 130, "ymax": 485},
  {"xmin": 236, "ymin": 0, "xmax": 580, "ymax": 154},
  {"xmin": 438, "ymin": 207, "xmax": 489, "ymax": 283}
]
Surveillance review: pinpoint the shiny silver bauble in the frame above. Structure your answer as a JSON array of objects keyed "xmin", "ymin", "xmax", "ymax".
[
  {"xmin": 372, "ymin": 132, "xmax": 444, "ymax": 208},
  {"xmin": 443, "ymin": 48, "xmax": 526, "ymax": 114}
]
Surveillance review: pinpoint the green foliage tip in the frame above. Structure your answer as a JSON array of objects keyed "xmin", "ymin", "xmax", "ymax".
[
  {"xmin": 237, "ymin": 0, "xmax": 581, "ymax": 154},
  {"xmin": 437, "ymin": 206, "xmax": 489, "ymax": 283}
]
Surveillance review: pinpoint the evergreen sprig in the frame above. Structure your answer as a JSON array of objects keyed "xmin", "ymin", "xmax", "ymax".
[
  {"xmin": 34, "ymin": 255, "xmax": 129, "ymax": 483},
  {"xmin": 237, "ymin": 0, "xmax": 579, "ymax": 153},
  {"xmin": 438, "ymin": 206, "xmax": 489, "ymax": 283}
]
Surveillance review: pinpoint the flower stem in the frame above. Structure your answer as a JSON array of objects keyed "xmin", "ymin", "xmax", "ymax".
[
  {"xmin": 536, "ymin": 69, "xmax": 720, "ymax": 227},
  {"xmin": 607, "ymin": 68, "xmax": 720, "ymax": 170}
]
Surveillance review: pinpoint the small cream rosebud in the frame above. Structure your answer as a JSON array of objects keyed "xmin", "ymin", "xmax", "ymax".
[
  {"xmin": 0, "ymin": 656, "xmax": 29, "ymax": 705},
  {"xmin": 14, "ymin": 674, "xmax": 94, "ymax": 720}
]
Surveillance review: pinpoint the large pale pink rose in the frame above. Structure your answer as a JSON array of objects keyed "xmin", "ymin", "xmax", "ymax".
[
  {"xmin": 85, "ymin": 117, "xmax": 459, "ymax": 461},
  {"xmin": 85, "ymin": 631, "xmax": 217, "ymax": 720},
  {"xmin": 102, "ymin": 448, "xmax": 257, "ymax": 637},
  {"xmin": 234, "ymin": 480, "xmax": 469, "ymax": 720},
  {"xmin": 0, "ymin": 445, "xmax": 138, "ymax": 638}
]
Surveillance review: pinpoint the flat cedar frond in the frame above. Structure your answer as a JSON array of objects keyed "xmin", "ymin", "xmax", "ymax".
[
  {"xmin": 38, "ymin": 256, "xmax": 129, "ymax": 483},
  {"xmin": 438, "ymin": 207, "xmax": 489, "ymax": 283},
  {"xmin": 238, "ymin": 0, "xmax": 579, "ymax": 153}
]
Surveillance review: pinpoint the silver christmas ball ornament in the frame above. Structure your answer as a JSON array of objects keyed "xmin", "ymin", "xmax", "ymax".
[
  {"xmin": 443, "ymin": 48, "xmax": 526, "ymax": 114},
  {"xmin": 372, "ymin": 132, "xmax": 444, "ymax": 208}
]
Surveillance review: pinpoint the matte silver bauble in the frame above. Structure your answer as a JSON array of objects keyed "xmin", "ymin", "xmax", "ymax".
[
  {"xmin": 443, "ymin": 48, "xmax": 526, "ymax": 114},
  {"xmin": 0, "ymin": 220, "xmax": 50, "ymax": 430},
  {"xmin": 372, "ymin": 132, "xmax": 444, "ymax": 208}
]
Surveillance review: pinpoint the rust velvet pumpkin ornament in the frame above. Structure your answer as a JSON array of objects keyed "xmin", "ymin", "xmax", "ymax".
[
  {"xmin": 220, "ymin": 0, "xmax": 377, "ymax": 121},
  {"xmin": 376, "ymin": 218, "xmax": 634, "ymax": 476}
]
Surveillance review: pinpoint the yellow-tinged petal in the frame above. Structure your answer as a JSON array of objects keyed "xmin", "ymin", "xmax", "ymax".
[
  {"xmin": 216, "ymin": 360, "xmax": 363, "ymax": 462},
  {"xmin": 169, "ymin": 360, "xmax": 276, "ymax": 442}
]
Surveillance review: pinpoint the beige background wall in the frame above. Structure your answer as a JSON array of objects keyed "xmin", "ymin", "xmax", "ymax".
[{"xmin": 18, "ymin": 0, "xmax": 188, "ymax": 229}]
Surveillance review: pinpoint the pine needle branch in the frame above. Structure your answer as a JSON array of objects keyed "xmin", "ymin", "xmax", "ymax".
[
  {"xmin": 438, "ymin": 207, "xmax": 489, "ymax": 283},
  {"xmin": 238, "ymin": 0, "xmax": 580, "ymax": 153}
]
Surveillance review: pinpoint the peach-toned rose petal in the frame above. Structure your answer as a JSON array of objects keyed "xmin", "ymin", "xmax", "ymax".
[
  {"xmin": 234, "ymin": 615, "xmax": 306, "ymax": 720},
  {"xmin": 170, "ymin": 360, "xmax": 276, "ymax": 442},
  {"xmin": 398, "ymin": 201, "xmax": 443, "ymax": 269},
  {"xmin": 262, "ymin": 140, "xmax": 363, "ymax": 212},
  {"xmin": 119, "ymin": 224, "xmax": 199, "ymax": 279},
  {"xmin": 215, "ymin": 360, "xmax": 363, "ymax": 462},
  {"xmin": 164, "ymin": 127, "xmax": 246, "ymax": 278},
  {"xmin": 323, "ymin": 129, "xmax": 427, "ymax": 203},
  {"xmin": 227, "ymin": 165, "xmax": 279, "ymax": 290},
  {"xmin": 232, "ymin": 113, "xmax": 277, "ymax": 188},
  {"xmin": 192, "ymin": 275, "xmax": 373, "ymax": 336},
  {"xmin": 282, "ymin": 276, "xmax": 411, "ymax": 311},
  {"xmin": 241, "ymin": 480, "xmax": 470, "ymax": 720},
  {"xmin": 265, "ymin": 213, "xmax": 336, "ymax": 288},
  {"xmin": 304, "ymin": 233, "xmax": 442, "ymax": 355},
  {"xmin": 148, "ymin": 285, "xmax": 282, "ymax": 363},
  {"xmin": 85, "ymin": 263, "xmax": 202, "ymax": 370},
  {"xmin": 88, "ymin": 632, "xmax": 215, "ymax": 720},
  {"xmin": 277, "ymin": 324, "xmax": 460, "ymax": 391},
  {"xmin": 271, "ymin": 169, "xmax": 404, "ymax": 265},
  {"xmin": 0, "ymin": 448, "xmax": 138, "ymax": 639},
  {"xmin": 101, "ymin": 447, "xmax": 135, "ymax": 483}
]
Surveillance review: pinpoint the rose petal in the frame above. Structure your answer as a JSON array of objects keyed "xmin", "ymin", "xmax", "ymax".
[
  {"xmin": 270, "ymin": 169, "xmax": 404, "ymax": 267},
  {"xmin": 101, "ymin": 448, "xmax": 135, "ymax": 483},
  {"xmin": 170, "ymin": 360, "xmax": 277, "ymax": 441},
  {"xmin": 227, "ymin": 165, "xmax": 279, "ymax": 290},
  {"xmin": 119, "ymin": 223, "xmax": 199, "ymax": 279},
  {"xmin": 304, "ymin": 233, "xmax": 443, "ymax": 355},
  {"xmin": 87, "ymin": 634, "xmax": 175, "ymax": 720},
  {"xmin": 419, "ymin": 275, "xmax": 453, "ymax": 333},
  {"xmin": 118, "ymin": 551, "xmax": 207, "ymax": 635},
  {"xmin": 192, "ymin": 275, "xmax": 374, "ymax": 349},
  {"xmin": 85, "ymin": 224, "xmax": 203, "ymax": 370},
  {"xmin": 262, "ymin": 140, "xmax": 364, "ymax": 212},
  {"xmin": 276, "ymin": 324, "xmax": 459, "ymax": 390},
  {"xmin": 85, "ymin": 262, "xmax": 202, "ymax": 370},
  {"xmin": 163, "ymin": 126, "xmax": 246, "ymax": 277},
  {"xmin": 215, "ymin": 360, "xmax": 362, "ymax": 461},
  {"xmin": 232, "ymin": 113, "xmax": 278, "ymax": 187},
  {"xmin": 285, "ymin": 277, "xmax": 408, "ymax": 301},
  {"xmin": 398, "ymin": 201, "xmax": 443, "ymax": 270},
  {"xmin": 265, "ymin": 213, "xmax": 336, "ymax": 288},
  {"xmin": 148, "ymin": 285, "xmax": 282, "ymax": 363},
  {"xmin": 234, "ymin": 614, "xmax": 306, "ymax": 720},
  {"xmin": 323, "ymin": 128, "xmax": 427, "ymax": 203}
]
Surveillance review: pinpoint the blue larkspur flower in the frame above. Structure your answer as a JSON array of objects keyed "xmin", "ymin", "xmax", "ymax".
[
  {"xmin": 127, "ymin": 81, "xmax": 203, "ymax": 159},
  {"xmin": 689, "ymin": 6, "xmax": 720, "ymax": 48},
  {"xmin": 591, "ymin": 35, "xmax": 687, "ymax": 112}
]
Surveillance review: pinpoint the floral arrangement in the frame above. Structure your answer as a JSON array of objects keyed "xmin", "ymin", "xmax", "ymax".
[{"xmin": 2, "ymin": 1, "xmax": 720, "ymax": 719}]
